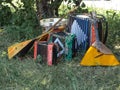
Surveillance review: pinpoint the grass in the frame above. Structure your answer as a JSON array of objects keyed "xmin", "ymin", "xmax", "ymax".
[
  {"xmin": 0, "ymin": 9, "xmax": 120, "ymax": 90},
  {"xmin": 0, "ymin": 57, "xmax": 120, "ymax": 90},
  {"xmin": 0, "ymin": 58, "xmax": 120, "ymax": 90}
]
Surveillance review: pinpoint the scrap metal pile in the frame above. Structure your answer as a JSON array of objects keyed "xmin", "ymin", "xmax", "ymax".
[{"xmin": 8, "ymin": 11, "xmax": 120, "ymax": 66}]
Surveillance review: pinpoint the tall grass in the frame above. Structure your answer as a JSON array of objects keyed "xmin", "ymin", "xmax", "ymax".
[{"xmin": 0, "ymin": 8, "xmax": 120, "ymax": 90}]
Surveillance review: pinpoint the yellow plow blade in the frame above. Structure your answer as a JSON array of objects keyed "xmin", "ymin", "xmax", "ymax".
[
  {"xmin": 8, "ymin": 39, "xmax": 32, "ymax": 59},
  {"xmin": 80, "ymin": 42, "xmax": 120, "ymax": 66}
]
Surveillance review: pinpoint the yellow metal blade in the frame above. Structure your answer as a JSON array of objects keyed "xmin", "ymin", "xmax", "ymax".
[
  {"xmin": 8, "ymin": 39, "xmax": 32, "ymax": 59},
  {"xmin": 80, "ymin": 46, "xmax": 120, "ymax": 66}
]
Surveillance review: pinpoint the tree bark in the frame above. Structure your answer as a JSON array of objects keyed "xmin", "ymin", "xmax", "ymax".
[{"xmin": 36, "ymin": 0, "xmax": 63, "ymax": 19}]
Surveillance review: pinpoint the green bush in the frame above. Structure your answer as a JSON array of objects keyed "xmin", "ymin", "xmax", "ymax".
[
  {"xmin": 0, "ymin": 1, "xmax": 41, "ymax": 41},
  {"xmin": 0, "ymin": 5, "xmax": 12, "ymax": 26}
]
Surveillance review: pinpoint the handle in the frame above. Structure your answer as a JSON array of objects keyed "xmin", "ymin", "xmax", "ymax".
[{"xmin": 103, "ymin": 21, "xmax": 108, "ymax": 44}]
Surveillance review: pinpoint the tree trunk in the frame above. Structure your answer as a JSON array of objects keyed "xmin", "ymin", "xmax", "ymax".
[
  {"xmin": 36, "ymin": 0, "xmax": 44, "ymax": 20},
  {"xmin": 36, "ymin": 0, "xmax": 63, "ymax": 19}
]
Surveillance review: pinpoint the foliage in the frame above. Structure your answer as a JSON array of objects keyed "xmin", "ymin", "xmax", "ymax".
[
  {"xmin": 0, "ymin": 5, "xmax": 12, "ymax": 26},
  {"xmin": 106, "ymin": 11, "xmax": 120, "ymax": 55},
  {"xmin": 0, "ymin": 0, "xmax": 41, "ymax": 41}
]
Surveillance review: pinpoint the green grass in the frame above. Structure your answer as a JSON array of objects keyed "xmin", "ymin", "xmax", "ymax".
[
  {"xmin": 0, "ymin": 58, "xmax": 120, "ymax": 90},
  {"xmin": 0, "ymin": 9, "xmax": 120, "ymax": 90}
]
